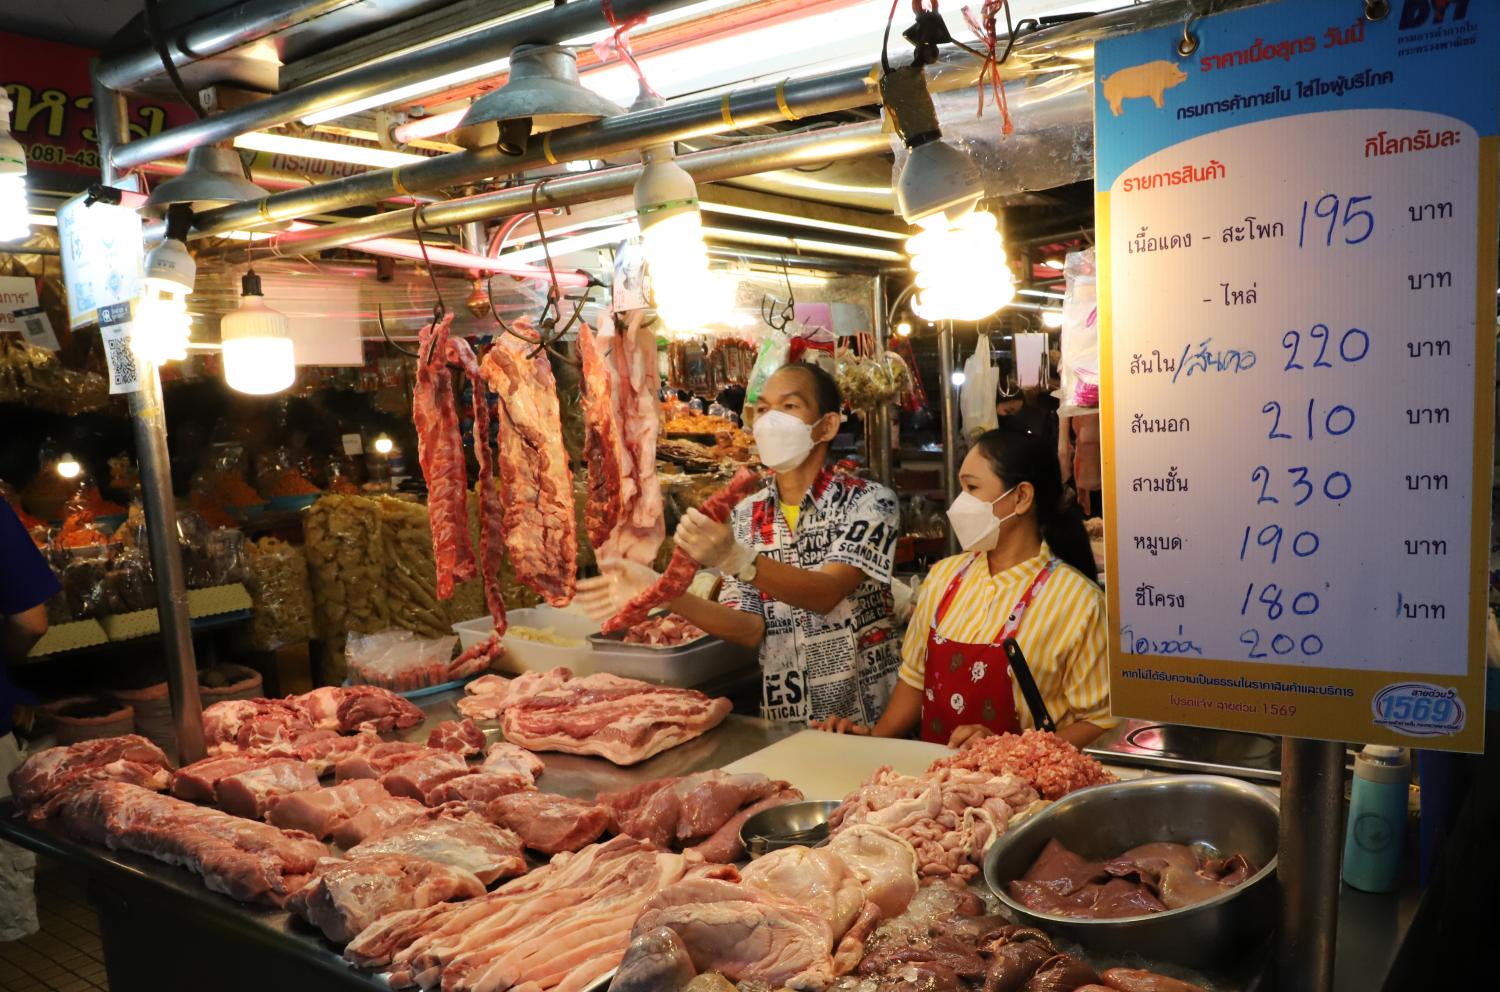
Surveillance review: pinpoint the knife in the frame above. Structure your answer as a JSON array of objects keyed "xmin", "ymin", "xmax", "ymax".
[{"xmin": 1003, "ymin": 637, "xmax": 1056, "ymax": 733}]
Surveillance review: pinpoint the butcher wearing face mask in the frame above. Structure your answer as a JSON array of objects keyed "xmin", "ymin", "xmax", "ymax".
[
  {"xmin": 578, "ymin": 363, "xmax": 902, "ymax": 726},
  {"xmin": 816, "ymin": 428, "xmax": 1112, "ymax": 749}
]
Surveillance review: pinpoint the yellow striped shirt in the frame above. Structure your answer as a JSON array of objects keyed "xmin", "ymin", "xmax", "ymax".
[{"xmin": 898, "ymin": 544, "xmax": 1115, "ymax": 731}]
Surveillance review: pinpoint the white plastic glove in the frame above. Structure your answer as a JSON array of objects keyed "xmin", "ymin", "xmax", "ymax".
[
  {"xmin": 675, "ymin": 508, "xmax": 756, "ymax": 575},
  {"xmin": 575, "ymin": 558, "xmax": 660, "ymax": 623}
]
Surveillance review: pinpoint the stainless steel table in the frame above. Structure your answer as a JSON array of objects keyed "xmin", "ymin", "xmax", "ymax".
[{"xmin": 0, "ymin": 692, "xmax": 796, "ymax": 992}]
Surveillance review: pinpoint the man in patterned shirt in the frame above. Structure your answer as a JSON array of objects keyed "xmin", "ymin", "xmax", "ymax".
[{"xmin": 579, "ymin": 363, "xmax": 901, "ymax": 725}]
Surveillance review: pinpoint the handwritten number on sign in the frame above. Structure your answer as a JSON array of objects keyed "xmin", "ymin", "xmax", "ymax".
[
  {"xmin": 1283, "ymin": 326, "xmax": 1370, "ymax": 371},
  {"xmin": 1298, "ymin": 193, "xmax": 1375, "ymax": 248}
]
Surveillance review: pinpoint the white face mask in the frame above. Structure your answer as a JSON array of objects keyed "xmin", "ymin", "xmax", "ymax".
[
  {"xmin": 946, "ymin": 486, "xmax": 1018, "ymax": 552},
  {"xmin": 754, "ymin": 410, "xmax": 820, "ymax": 472}
]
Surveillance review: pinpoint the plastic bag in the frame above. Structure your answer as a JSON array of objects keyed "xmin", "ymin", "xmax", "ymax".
[
  {"xmin": 1059, "ymin": 247, "xmax": 1099, "ymax": 409},
  {"xmin": 346, "ymin": 628, "xmax": 459, "ymax": 692},
  {"xmin": 960, "ymin": 334, "xmax": 1000, "ymax": 440},
  {"xmin": 246, "ymin": 537, "xmax": 313, "ymax": 650},
  {"xmin": 744, "ymin": 332, "xmax": 790, "ymax": 405}
]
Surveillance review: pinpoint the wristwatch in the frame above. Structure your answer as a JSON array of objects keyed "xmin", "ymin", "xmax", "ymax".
[{"xmin": 735, "ymin": 555, "xmax": 760, "ymax": 584}]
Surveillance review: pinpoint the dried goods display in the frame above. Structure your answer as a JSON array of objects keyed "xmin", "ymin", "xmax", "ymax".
[
  {"xmin": 245, "ymin": 537, "xmax": 312, "ymax": 650},
  {"xmin": 0, "ymin": 336, "xmax": 108, "ymax": 414},
  {"xmin": 304, "ymin": 495, "xmax": 390, "ymax": 670},
  {"xmin": 380, "ymin": 496, "xmax": 464, "ymax": 640}
]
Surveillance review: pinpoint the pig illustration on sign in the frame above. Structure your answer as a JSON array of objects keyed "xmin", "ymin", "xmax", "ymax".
[{"xmin": 1101, "ymin": 60, "xmax": 1188, "ymax": 116}]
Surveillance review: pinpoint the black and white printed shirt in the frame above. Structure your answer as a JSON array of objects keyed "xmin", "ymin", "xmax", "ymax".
[{"xmin": 717, "ymin": 467, "xmax": 901, "ymax": 725}]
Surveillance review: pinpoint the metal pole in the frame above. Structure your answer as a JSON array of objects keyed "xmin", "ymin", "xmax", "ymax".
[
  {"xmin": 1276, "ymin": 738, "xmax": 1344, "ymax": 992},
  {"xmin": 232, "ymin": 119, "xmax": 886, "ymax": 257},
  {"xmin": 92, "ymin": 64, "xmax": 207, "ymax": 765},
  {"xmin": 96, "ymin": 0, "xmax": 356, "ymax": 92},
  {"xmin": 181, "ymin": 63, "xmax": 889, "ymax": 240},
  {"xmin": 936, "ymin": 321, "xmax": 959, "ymax": 556},
  {"xmin": 869, "ymin": 272, "xmax": 893, "ymax": 488},
  {"xmin": 109, "ymin": 0, "xmax": 712, "ymax": 172}
]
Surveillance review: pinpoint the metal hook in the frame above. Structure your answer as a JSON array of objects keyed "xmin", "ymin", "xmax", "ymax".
[
  {"xmin": 1363, "ymin": 0, "xmax": 1389, "ymax": 21},
  {"xmin": 1177, "ymin": 18, "xmax": 1199, "ymax": 56},
  {"xmin": 376, "ymin": 303, "xmax": 420, "ymax": 358},
  {"xmin": 410, "ymin": 207, "xmax": 448, "ymax": 324},
  {"xmin": 760, "ymin": 255, "xmax": 798, "ymax": 332}
]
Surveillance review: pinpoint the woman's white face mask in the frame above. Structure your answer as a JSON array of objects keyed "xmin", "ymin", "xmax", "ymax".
[
  {"xmin": 945, "ymin": 486, "xmax": 1018, "ymax": 552},
  {"xmin": 754, "ymin": 410, "xmax": 822, "ymax": 472}
]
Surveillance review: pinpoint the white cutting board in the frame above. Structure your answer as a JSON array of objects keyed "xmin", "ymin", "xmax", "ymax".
[{"xmin": 722, "ymin": 731, "xmax": 954, "ymax": 801}]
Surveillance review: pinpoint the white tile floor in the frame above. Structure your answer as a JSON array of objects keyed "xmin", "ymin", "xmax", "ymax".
[{"xmin": 0, "ymin": 860, "xmax": 106, "ymax": 992}]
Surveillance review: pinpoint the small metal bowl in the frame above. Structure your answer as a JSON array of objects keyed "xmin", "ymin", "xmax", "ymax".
[
  {"xmin": 983, "ymin": 775, "xmax": 1279, "ymax": 967},
  {"xmin": 739, "ymin": 800, "xmax": 841, "ymax": 858}
]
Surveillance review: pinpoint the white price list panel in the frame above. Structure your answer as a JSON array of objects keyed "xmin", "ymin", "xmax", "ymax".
[{"xmin": 1096, "ymin": 1, "xmax": 1496, "ymax": 751}]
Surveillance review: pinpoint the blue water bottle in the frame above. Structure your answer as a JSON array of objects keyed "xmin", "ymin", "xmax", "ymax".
[{"xmin": 1341, "ymin": 744, "xmax": 1410, "ymax": 893}]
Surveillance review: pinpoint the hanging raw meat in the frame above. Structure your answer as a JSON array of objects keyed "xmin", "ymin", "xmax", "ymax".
[
  {"xmin": 601, "ymin": 468, "xmax": 762, "ymax": 634},
  {"xmin": 412, "ymin": 313, "xmax": 476, "ymax": 599},
  {"xmin": 598, "ymin": 311, "xmax": 666, "ymax": 567},
  {"xmin": 479, "ymin": 324, "xmax": 578, "ymax": 607},
  {"xmin": 447, "ymin": 337, "xmax": 506, "ymax": 632},
  {"xmin": 577, "ymin": 319, "xmax": 623, "ymax": 549}
]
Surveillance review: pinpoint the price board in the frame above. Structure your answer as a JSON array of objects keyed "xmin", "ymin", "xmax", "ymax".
[{"xmin": 1097, "ymin": 0, "xmax": 1497, "ymax": 751}]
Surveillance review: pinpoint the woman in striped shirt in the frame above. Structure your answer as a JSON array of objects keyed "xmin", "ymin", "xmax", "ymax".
[{"xmin": 817, "ymin": 429, "xmax": 1112, "ymax": 748}]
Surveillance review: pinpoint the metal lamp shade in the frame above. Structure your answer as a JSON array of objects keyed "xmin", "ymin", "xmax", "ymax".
[
  {"xmin": 457, "ymin": 45, "xmax": 622, "ymax": 155},
  {"xmin": 145, "ymin": 145, "xmax": 265, "ymax": 216},
  {"xmin": 895, "ymin": 138, "xmax": 983, "ymax": 225}
]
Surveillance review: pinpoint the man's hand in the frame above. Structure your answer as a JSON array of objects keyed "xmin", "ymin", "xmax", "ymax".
[
  {"xmin": 812, "ymin": 716, "xmax": 871, "ymax": 735},
  {"xmin": 575, "ymin": 558, "xmax": 659, "ymax": 623},
  {"xmin": 675, "ymin": 508, "xmax": 756, "ymax": 575},
  {"xmin": 948, "ymin": 724, "xmax": 996, "ymax": 749}
]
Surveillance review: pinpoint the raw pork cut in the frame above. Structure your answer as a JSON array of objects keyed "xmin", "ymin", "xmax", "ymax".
[
  {"xmin": 627, "ymin": 876, "xmax": 836, "ymax": 991},
  {"xmin": 611, "ymin": 927, "xmax": 697, "ymax": 992},
  {"xmin": 621, "ymin": 613, "xmax": 705, "ymax": 646},
  {"xmin": 290, "ymin": 730, "xmax": 381, "ymax": 776},
  {"xmin": 427, "ymin": 719, "xmax": 486, "ymax": 756},
  {"xmin": 447, "ymin": 335, "xmax": 507, "ymax": 630},
  {"xmin": 9, "ymin": 736, "xmax": 171, "ymax": 819},
  {"xmin": 331, "ymin": 797, "xmax": 429, "ymax": 848},
  {"xmin": 484, "ymin": 792, "xmax": 609, "ymax": 854},
  {"xmin": 201, "ymin": 699, "xmax": 312, "ymax": 756},
  {"xmin": 379, "ymin": 751, "xmax": 472, "ymax": 802},
  {"xmin": 596, "ymin": 311, "xmax": 666, "ymax": 568},
  {"xmin": 500, "ymin": 671, "xmax": 732, "ymax": 764},
  {"xmin": 412, "ymin": 312, "xmax": 475, "ymax": 599},
  {"xmin": 686, "ymin": 788, "xmax": 804, "ymax": 864},
  {"xmin": 343, "ymin": 836, "xmax": 731, "ymax": 992},
  {"xmin": 294, "ymin": 686, "xmax": 347, "ymax": 731},
  {"xmin": 268, "ymin": 779, "xmax": 393, "ymax": 838},
  {"xmin": 455, "ymin": 668, "xmax": 572, "ymax": 722},
  {"xmin": 347, "ymin": 816, "xmax": 525, "ymax": 885},
  {"xmin": 740, "ymin": 846, "xmax": 866, "ymax": 939},
  {"xmin": 334, "ymin": 742, "xmax": 431, "ymax": 781},
  {"xmin": 480, "ymin": 741, "xmax": 545, "ymax": 782},
  {"xmin": 330, "ymin": 685, "xmax": 425, "ymax": 734},
  {"xmin": 173, "ymin": 754, "xmax": 288, "ymax": 803},
  {"xmin": 826, "ymin": 824, "xmax": 921, "ymax": 920},
  {"xmin": 478, "ymin": 329, "xmax": 578, "ymax": 607},
  {"xmin": 287, "ymin": 853, "xmax": 485, "ymax": 943},
  {"xmin": 52, "ymin": 781, "xmax": 325, "ymax": 904},
  {"xmin": 601, "ymin": 468, "xmax": 762, "ymax": 634},
  {"xmin": 577, "ymin": 319, "xmax": 623, "ymax": 549},
  {"xmin": 829, "ymin": 765, "xmax": 1039, "ymax": 880},
  {"xmin": 598, "ymin": 772, "xmax": 784, "ymax": 847},
  {"xmin": 214, "ymin": 759, "xmax": 320, "ymax": 819},
  {"xmin": 424, "ymin": 772, "xmax": 529, "ymax": 806}
]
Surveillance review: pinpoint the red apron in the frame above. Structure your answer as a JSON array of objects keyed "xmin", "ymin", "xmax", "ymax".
[{"xmin": 920, "ymin": 555, "xmax": 1059, "ymax": 744}]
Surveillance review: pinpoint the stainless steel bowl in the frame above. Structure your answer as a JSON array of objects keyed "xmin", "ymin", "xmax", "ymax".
[
  {"xmin": 739, "ymin": 800, "xmax": 842, "ymax": 858},
  {"xmin": 983, "ymin": 775, "xmax": 1279, "ymax": 967}
]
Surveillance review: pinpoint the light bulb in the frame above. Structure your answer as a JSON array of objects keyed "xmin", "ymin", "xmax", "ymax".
[
  {"xmin": 0, "ymin": 93, "xmax": 27, "ymax": 243},
  {"xmin": 1041, "ymin": 309, "xmax": 1064, "ymax": 329},
  {"xmin": 0, "ymin": 174, "xmax": 26, "ymax": 243},
  {"xmin": 896, "ymin": 321, "xmax": 912, "ymax": 337},
  {"xmin": 373, "ymin": 435, "xmax": 394, "ymax": 455},
  {"xmin": 55, "ymin": 454, "xmax": 81, "ymax": 479},
  {"xmin": 133, "ymin": 237, "xmax": 197, "ymax": 365},
  {"xmin": 906, "ymin": 210, "xmax": 1014, "ymax": 323},
  {"xmin": 634, "ymin": 145, "xmax": 729, "ymax": 332},
  {"xmin": 951, "ymin": 371, "xmax": 966, "ymax": 387},
  {"xmin": 1043, "ymin": 258, "xmax": 1065, "ymax": 270},
  {"xmin": 220, "ymin": 270, "xmax": 295, "ymax": 394}
]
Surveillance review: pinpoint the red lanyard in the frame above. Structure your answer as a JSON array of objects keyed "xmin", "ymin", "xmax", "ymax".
[{"xmin": 933, "ymin": 554, "xmax": 1059, "ymax": 645}]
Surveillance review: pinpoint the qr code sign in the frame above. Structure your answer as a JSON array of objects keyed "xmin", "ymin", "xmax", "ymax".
[
  {"xmin": 105, "ymin": 335, "xmax": 139, "ymax": 391},
  {"xmin": 98, "ymin": 302, "xmax": 142, "ymax": 395},
  {"xmin": 12, "ymin": 306, "xmax": 58, "ymax": 351}
]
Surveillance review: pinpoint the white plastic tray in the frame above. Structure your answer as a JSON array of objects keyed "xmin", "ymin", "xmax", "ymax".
[
  {"xmin": 586, "ymin": 632, "xmax": 757, "ymax": 687},
  {"xmin": 452, "ymin": 606, "xmax": 598, "ymax": 674}
]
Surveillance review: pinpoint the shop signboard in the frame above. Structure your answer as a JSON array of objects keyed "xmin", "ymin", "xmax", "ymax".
[
  {"xmin": 1, "ymin": 32, "xmax": 194, "ymax": 177},
  {"xmin": 1096, "ymin": 0, "xmax": 1497, "ymax": 751}
]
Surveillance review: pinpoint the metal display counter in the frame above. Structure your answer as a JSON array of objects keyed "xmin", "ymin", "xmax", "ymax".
[{"xmin": 0, "ymin": 691, "xmax": 797, "ymax": 992}]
